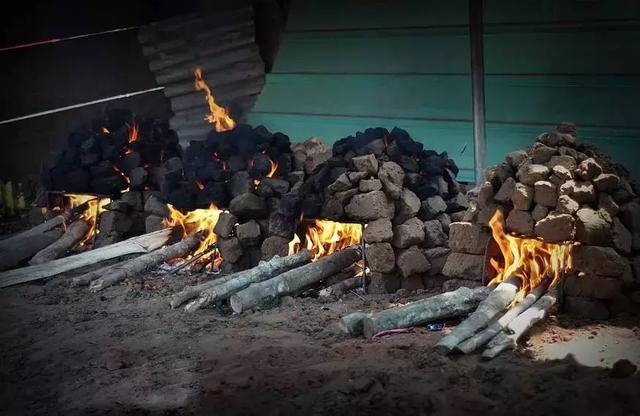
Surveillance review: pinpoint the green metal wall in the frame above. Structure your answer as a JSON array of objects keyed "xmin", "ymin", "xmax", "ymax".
[{"xmin": 248, "ymin": 0, "xmax": 640, "ymax": 182}]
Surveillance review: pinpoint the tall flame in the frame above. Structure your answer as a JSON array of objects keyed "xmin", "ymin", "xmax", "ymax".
[
  {"xmin": 290, "ymin": 220, "xmax": 362, "ymax": 261},
  {"xmin": 65, "ymin": 194, "xmax": 111, "ymax": 246},
  {"xmin": 194, "ymin": 67, "xmax": 236, "ymax": 132},
  {"xmin": 488, "ymin": 210, "xmax": 573, "ymax": 304},
  {"xmin": 162, "ymin": 203, "xmax": 223, "ymax": 256}
]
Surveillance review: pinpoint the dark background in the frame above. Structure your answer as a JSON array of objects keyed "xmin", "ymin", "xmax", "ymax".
[{"xmin": 0, "ymin": 0, "xmax": 288, "ymax": 180}]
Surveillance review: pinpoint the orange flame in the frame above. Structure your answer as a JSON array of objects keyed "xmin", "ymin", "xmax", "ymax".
[
  {"xmin": 127, "ymin": 121, "xmax": 139, "ymax": 143},
  {"xmin": 194, "ymin": 67, "xmax": 236, "ymax": 132},
  {"xmin": 101, "ymin": 127, "xmax": 110, "ymax": 134},
  {"xmin": 162, "ymin": 203, "xmax": 223, "ymax": 256},
  {"xmin": 112, "ymin": 165, "xmax": 131, "ymax": 192},
  {"xmin": 267, "ymin": 158, "xmax": 278, "ymax": 178},
  {"xmin": 289, "ymin": 219, "xmax": 362, "ymax": 261},
  {"xmin": 488, "ymin": 210, "xmax": 573, "ymax": 305},
  {"xmin": 65, "ymin": 194, "xmax": 111, "ymax": 246}
]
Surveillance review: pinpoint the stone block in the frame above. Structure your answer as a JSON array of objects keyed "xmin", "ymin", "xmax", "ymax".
[
  {"xmin": 396, "ymin": 246, "xmax": 431, "ymax": 278},
  {"xmin": 448, "ymin": 222, "xmax": 491, "ymax": 255},
  {"xmin": 392, "ymin": 217, "xmax": 425, "ymax": 248},
  {"xmin": 378, "ymin": 161, "xmax": 405, "ymax": 199},
  {"xmin": 534, "ymin": 213, "xmax": 575, "ymax": 242},
  {"xmin": 366, "ymin": 243, "xmax": 395, "ymax": 273},
  {"xmin": 345, "ymin": 190, "xmax": 395, "ymax": 221},
  {"xmin": 363, "ymin": 218, "xmax": 393, "ymax": 243},
  {"xmin": 442, "ymin": 252, "xmax": 485, "ymax": 280},
  {"xmin": 564, "ymin": 296, "xmax": 609, "ymax": 320}
]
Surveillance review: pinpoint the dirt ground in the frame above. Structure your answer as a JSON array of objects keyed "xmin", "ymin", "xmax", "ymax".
[{"xmin": 1, "ymin": 265, "xmax": 639, "ymax": 416}]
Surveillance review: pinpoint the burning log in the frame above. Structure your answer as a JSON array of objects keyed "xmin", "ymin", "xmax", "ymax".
[
  {"xmin": 454, "ymin": 281, "xmax": 549, "ymax": 354},
  {"xmin": 434, "ymin": 276, "xmax": 521, "ymax": 354},
  {"xmin": 0, "ymin": 229, "xmax": 64, "ymax": 271},
  {"xmin": 229, "ymin": 246, "xmax": 361, "ymax": 313},
  {"xmin": 28, "ymin": 220, "xmax": 89, "ymax": 265},
  {"xmin": 0, "ymin": 229, "xmax": 172, "ymax": 288},
  {"xmin": 361, "ymin": 286, "xmax": 491, "ymax": 339},
  {"xmin": 183, "ymin": 250, "xmax": 313, "ymax": 312},
  {"xmin": 482, "ymin": 288, "xmax": 559, "ymax": 359},
  {"xmin": 88, "ymin": 233, "xmax": 201, "ymax": 292}
]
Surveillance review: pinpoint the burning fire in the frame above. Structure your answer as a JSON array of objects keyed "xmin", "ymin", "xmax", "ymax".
[
  {"xmin": 65, "ymin": 193, "xmax": 111, "ymax": 246},
  {"xmin": 194, "ymin": 67, "xmax": 236, "ymax": 132},
  {"xmin": 251, "ymin": 157, "xmax": 279, "ymax": 187},
  {"xmin": 127, "ymin": 120, "xmax": 139, "ymax": 143},
  {"xmin": 162, "ymin": 203, "xmax": 223, "ymax": 256},
  {"xmin": 488, "ymin": 210, "xmax": 573, "ymax": 304},
  {"xmin": 289, "ymin": 220, "xmax": 362, "ymax": 261}
]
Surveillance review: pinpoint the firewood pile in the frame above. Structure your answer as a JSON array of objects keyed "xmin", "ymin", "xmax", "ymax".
[{"xmin": 299, "ymin": 127, "xmax": 469, "ymax": 293}]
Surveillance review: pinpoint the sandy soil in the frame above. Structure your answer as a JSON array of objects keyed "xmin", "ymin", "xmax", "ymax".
[{"xmin": 1, "ymin": 269, "xmax": 639, "ymax": 416}]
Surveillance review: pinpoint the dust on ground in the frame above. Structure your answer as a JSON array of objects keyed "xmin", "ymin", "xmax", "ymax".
[{"xmin": 0, "ymin": 270, "xmax": 639, "ymax": 416}]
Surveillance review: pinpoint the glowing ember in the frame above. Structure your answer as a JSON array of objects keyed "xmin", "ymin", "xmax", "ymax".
[
  {"xmin": 162, "ymin": 203, "xmax": 223, "ymax": 256},
  {"xmin": 488, "ymin": 210, "xmax": 573, "ymax": 305},
  {"xmin": 65, "ymin": 193, "xmax": 111, "ymax": 246},
  {"xmin": 289, "ymin": 219, "xmax": 362, "ymax": 261},
  {"xmin": 194, "ymin": 67, "xmax": 236, "ymax": 132}
]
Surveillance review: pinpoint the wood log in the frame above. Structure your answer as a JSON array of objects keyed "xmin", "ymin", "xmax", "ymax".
[
  {"xmin": 339, "ymin": 312, "xmax": 372, "ymax": 336},
  {"xmin": 361, "ymin": 286, "xmax": 491, "ymax": 339},
  {"xmin": 0, "ymin": 215, "xmax": 66, "ymax": 252},
  {"xmin": 229, "ymin": 246, "xmax": 361, "ymax": 313},
  {"xmin": 0, "ymin": 229, "xmax": 172, "ymax": 288},
  {"xmin": 0, "ymin": 229, "xmax": 64, "ymax": 271},
  {"xmin": 434, "ymin": 276, "xmax": 521, "ymax": 354},
  {"xmin": 184, "ymin": 250, "xmax": 313, "ymax": 312},
  {"xmin": 88, "ymin": 234, "xmax": 201, "ymax": 292},
  {"xmin": 482, "ymin": 288, "xmax": 558, "ymax": 360},
  {"xmin": 455, "ymin": 281, "xmax": 548, "ymax": 354},
  {"xmin": 319, "ymin": 274, "xmax": 366, "ymax": 298},
  {"xmin": 28, "ymin": 220, "xmax": 89, "ymax": 265}
]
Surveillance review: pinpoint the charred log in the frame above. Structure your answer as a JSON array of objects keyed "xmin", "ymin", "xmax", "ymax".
[
  {"xmin": 28, "ymin": 221, "xmax": 89, "ymax": 265},
  {"xmin": 88, "ymin": 233, "xmax": 201, "ymax": 292},
  {"xmin": 229, "ymin": 246, "xmax": 361, "ymax": 313},
  {"xmin": 184, "ymin": 250, "xmax": 313, "ymax": 312}
]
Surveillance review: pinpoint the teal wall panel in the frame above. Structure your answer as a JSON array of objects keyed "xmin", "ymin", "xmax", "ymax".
[
  {"xmin": 252, "ymin": 74, "xmax": 471, "ymax": 120},
  {"xmin": 249, "ymin": 0, "xmax": 640, "ymax": 181},
  {"xmin": 273, "ymin": 30, "xmax": 469, "ymax": 74}
]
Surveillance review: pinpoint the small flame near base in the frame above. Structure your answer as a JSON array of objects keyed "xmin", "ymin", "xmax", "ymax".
[
  {"xmin": 288, "ymin": 219, "xmax": 362, "ymax": 261},
  {"xmin": 488, "ymin": 210, "xmax": 574, "ymax": 305},
  {"xmin": 65, "ymin": 194, "xmax": 111, "ymax": 246},
  {"xmin": 163, "ymin": 203, "xmax": 223, "ymax": 256}
]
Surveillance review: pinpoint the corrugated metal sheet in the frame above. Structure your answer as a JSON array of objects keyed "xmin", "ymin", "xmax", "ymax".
[{"xmin": 138, "ymin": 7, "xmax": 265, "ymax": 144}]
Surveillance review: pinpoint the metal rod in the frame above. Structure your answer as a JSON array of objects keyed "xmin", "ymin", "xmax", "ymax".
[
  {"xmin": 0, "ymin": 87, "xmax": 165, "ymax": 125},
  {"xmin": 469, "ymin": 0, "xmax": 487, "ymax": 184},
  {"xmin": 0, "ymin": 26, "xmax": 140, "ymax": 53},
  {"xmin": 361, "ymin": 223, "xmax": 367, "ymax": 294}
]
